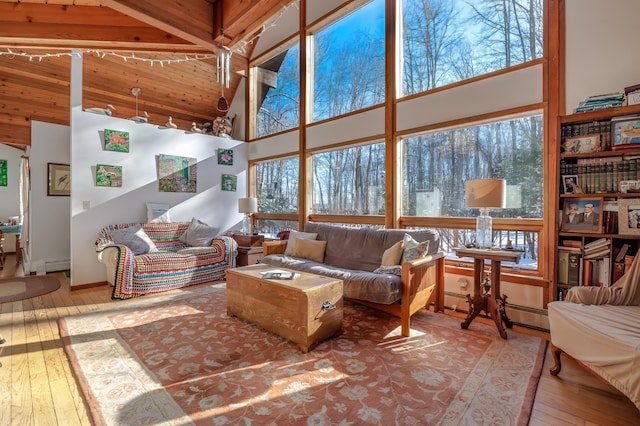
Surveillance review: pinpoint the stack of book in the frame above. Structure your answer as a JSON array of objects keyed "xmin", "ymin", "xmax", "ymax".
[
  {"xmin": 575, "ymin": 92, "xmax": 625, "ymax": 113},
  {"xmin": 583, "ymin": 238, "xmax": 610, "ymax": 259},
  {"xmin": 625, "ymin": 83, "xmax": 640, "ymax": 106},
  {"xmin": 557, "ymin": 240, "xmax": 582, "ymax": 286}
]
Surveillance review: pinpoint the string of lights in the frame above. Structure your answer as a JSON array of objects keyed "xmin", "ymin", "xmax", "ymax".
[{"xmin": 0, "ymin": 0, "xmax": 300, "ymax": 66}]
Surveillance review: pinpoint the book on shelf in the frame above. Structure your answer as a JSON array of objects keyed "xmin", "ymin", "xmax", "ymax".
[
  {"xmin": 584, "ymin": 237, "xmax": 610, "ymax": 250},
  {"xmin": 561, "ymin": 239, "xmax": 583, "ymax": 249},
  {"xmin": 567, "ymin": 252, "xmax": 581, "ymax": 286},
  {"xmin": 624, "ymin": 255, "xmax": 635, "ymax": 272},
  {"xmin": 598, "ymin": 257, "xmax": 611, "ymax": 287},
  {"xmin": 558, "ymin": 251, "xmax": 569, "ymax": 284},
  {"xmin": 624, "ymin": 83, "xmax": 640, "ymax": 95},
  {"xmin": 614, "ymin": 243, "xmax": 630, "ymax": 262},
  {"xmin": 583, "ymin": 248, "xmax": 611, "ymax": 260},
  {"xmin": 582, "ymin": 259, "xmax": 593, "ymax": 286},
  {"xmin": 613, "ymin": 262, "xmax": 625, "ymax": 283}
]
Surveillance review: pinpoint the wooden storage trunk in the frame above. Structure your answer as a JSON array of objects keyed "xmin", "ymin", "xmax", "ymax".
[{"xmin": 226, "ymin": 264, "xmax": 343, "ymax": 352}]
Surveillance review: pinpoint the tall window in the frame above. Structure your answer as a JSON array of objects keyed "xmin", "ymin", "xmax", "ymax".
[
  {"xmin": 255, "ymin": 156, "xmax": 299, "ymax": 214},
  {"xmin": 401, "ymin": 114, "xmax": 543, "ymax": 218},
  {"xmin": 402, "ymin": 0, "xmax": 543, "ymax": 96},
  {"xmin": 312, "ymin": 142, "xmax": 386, "ymax": 215},
  {"xmin": 312, "ymin": 0, "xmax": 385, "ymax": 121},
  {"xmin": 253, "ymin": 44, "xmax": 300, "ymax": 138}
]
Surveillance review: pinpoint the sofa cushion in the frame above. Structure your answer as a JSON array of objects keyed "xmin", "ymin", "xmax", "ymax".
[
  {"xmin": 304, "ymin": 222, "xmax": 439, "ymax": 272},
  {"xmin": 292, "ymin": 238, "xmax": 327, "ymax": 263},
  {"xmin": 260, "ymin": 254, "xmax": 401, "ymax": 304},
  {"xmin": 179, "ymin": 218, "xmax": 217, "ymax": 247},
  {"xmin": 401, "ymin": 234, "xmax": 430, "ymax": 263},
  {"xmin": 110, "ymin": 225, "xmax": 158, "ymax": 255},
  {"xmin": 381, "ymin": 240, "xmax": 403, "ymax": 266},
  {"xmin": 284, "ymin": 230, "xmax": 318, "ymax": 256}
]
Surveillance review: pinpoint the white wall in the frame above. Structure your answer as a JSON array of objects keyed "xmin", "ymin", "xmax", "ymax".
[
  {"xmin": 69, "ymin": 109, "xmax": 248, "ymax": 286},
  {"xmin": 29, "ymin": 122, "xmax": 71, "ymax": 272},
  {"xmin": 565, "ymin": 0, "xmax": 640, "ymax": 114},
  {"xmin": 0, "ymin": 144, "xmax": 23, "ymax": 252}
]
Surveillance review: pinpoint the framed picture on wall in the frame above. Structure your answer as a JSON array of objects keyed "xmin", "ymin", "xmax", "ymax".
[
  {"xmin": 217, "ymin": 149, "xmax": 233, "ymax": 165},
  {"xmin": 0, "ymin": 159, "xmax": 7, "ymax": 187},
  {"xmin": 48, "ymin": 163, "xmax": 70, "ymax": 196},
  {"xmin": 104, "ymin": 129, "xmax": 130, "ymax": 152},
  {"xmin": 222, "ymin": 174, "xmax": 237, "ymax": 192},
  {"xmin": 96, "ymin": 164, "xmax": 123, "ymax": 187}
]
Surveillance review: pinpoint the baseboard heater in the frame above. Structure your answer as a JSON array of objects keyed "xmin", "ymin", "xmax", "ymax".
[
  {"xmin": 443, "ymin": 291, "xmax": 550, "ymax": 333},
  {"xmin": 45, "ymin": 260, "xmax": 71, "ymax": 272}
]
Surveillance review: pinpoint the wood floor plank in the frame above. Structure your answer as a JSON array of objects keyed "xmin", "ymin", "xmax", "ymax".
[
  {"xmin": 10, "ymin": 300, "xmax": 34, "ymax": 426},
  {"xmin": 1, "ymin": 262, "xmax": 638, "ymax": 425},
  {"xmin": 0, "ymin": 299, "xmax": 14, "ymax": 426}
]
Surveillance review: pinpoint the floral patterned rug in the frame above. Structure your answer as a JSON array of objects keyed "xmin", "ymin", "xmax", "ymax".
[{"xmin": 59, "ymin": 284, "xmax": 546, "ymax": 425}]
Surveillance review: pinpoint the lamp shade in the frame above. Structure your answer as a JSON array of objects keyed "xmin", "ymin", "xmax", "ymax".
[
  {"xmin": 238, "ymin": 197, "xmax": 258, "ymax": 214},
  {"xmin": 465, "ymin": 179, "xmax": 506, "ymax": 209}
]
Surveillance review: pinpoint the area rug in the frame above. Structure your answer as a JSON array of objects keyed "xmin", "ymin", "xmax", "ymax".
[
  {"xmin": 59, "ymin": 285, "xmax": 546, "ymax": 425},
  {"xmin": 0, "ymin": 275, "xmax": 60, "ymax": 303}
]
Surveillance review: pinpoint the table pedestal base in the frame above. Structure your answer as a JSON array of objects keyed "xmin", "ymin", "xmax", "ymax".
[{"xmin": 461, "ymin": 290, "xmax": 512, "ymax": 339}]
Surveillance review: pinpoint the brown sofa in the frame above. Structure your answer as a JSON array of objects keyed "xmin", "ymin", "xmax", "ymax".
[{"xmin": 259, "ymin": 222, "xmax": 445, "ymax": 337}]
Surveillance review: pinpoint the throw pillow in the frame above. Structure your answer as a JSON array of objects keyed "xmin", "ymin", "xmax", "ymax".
[
  {"xmin": 401, "ymin": 234, "xmax": 430, "ymax": 263},
  {"xmin": 380, "ymin": 240, "xmax": 404, "ymax": 266},
  {"xmin": 374, "ymin": 265, "xmax": 403, "ymax": 276},
  {"xmin": 110, "ymin": 225, "xmax": 158, "ymax": 255},
  {"xmin": 292, "ymin": 238, "xmax": 327, "ymax": 263},
  {"xmin": 179, "ymin": 218, "xmax": 217, "ymax": 247},
  {"xmin": 284, "ymin": 230, "xmax": 318, "ymax": 256}
]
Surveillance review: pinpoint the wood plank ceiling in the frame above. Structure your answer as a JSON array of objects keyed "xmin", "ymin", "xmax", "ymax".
[{"xmin": 0, "ymin": 0, "xmax": 293, "ymax": 147}]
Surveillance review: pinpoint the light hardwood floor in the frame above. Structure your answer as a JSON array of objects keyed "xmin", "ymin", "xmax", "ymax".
[{"xmin": 0, "ymin": 255, "xmax": 638, "ymax": 425}]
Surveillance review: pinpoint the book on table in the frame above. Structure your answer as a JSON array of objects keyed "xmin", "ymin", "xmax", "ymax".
[{"xmin": 261, "ymin": 269, "xmax": 296, "ymax": 280}]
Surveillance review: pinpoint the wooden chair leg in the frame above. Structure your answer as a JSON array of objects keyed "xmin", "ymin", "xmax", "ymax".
[{"xmin": 550, "ymin": 343, "xmax": 563, "ymax": 376}]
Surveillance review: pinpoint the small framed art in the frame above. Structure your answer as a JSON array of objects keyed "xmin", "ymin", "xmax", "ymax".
[
  {"xmin": 561, "ymin": 197, "xmax": 603, "ymax": 233},
  {"xmin": 562, "ymin": 175, "xmax": 580, "ymax": 194},
  {"xmin": 218, "ymin": 149, "xmax": 233, "ymax": 165},
  {"xmin": 96, "ymin": 164, "xmax": 123, "ymax": 187},
  {"xmin": 104, "ymin": 129, "xmax": 130, "ymax": 152},
  {"xmin": 618, "ymin": 198, "xmax": 640, "ymax": 235},
  {"xmin": 48, "ymin": 163, "xmax": 70, "ymax": 196},
  {"xmin": 611, "ymin": 115, "xmax": 640, "ymax": 149},
  {"xmin": 562, "ymin": 134, "xmax": 602, "ymax": 153},
  {"xmin": 222, "ymin": 174, "xmax": 237, "ymax": 191}
]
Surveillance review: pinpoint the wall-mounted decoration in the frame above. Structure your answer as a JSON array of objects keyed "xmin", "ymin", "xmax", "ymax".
[
  {"xmin": 157, "ymin": 154, "xmax": 197, "ymax": 193},
  {"xmin": 104, "ymin": 129, "xmax": 130, "ymax": 152},
  {"xmin": 48, "ymin": 163, "xmax": 70, "ymax": 196},
  {"xmin": 0, "ymin": 159, "xmax": 7, "ymax": 186},
  {"xmin": 217, "ymin": 149, "xmax": 233, "ymax": 165},
  {"xmin": 222, "ymin": 174, "xmax": 237, "ymax": 192},
  {"xmin": 96, "ymin": 164, "xmax": 123, "ymax": 187}
]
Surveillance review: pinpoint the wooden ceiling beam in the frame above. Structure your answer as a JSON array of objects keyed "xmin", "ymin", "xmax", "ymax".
[
  {"xmin": 214, "ymin": 0, "xmax": 291, "ymax": 49},
  {"xmin": 99, "ymin": 0, "xmax": 218, "ymax": 52},
  {"xmin": 0, "ymin": 3, "xmax": 197, "ymax": 50},
  {"xmin": 0, "ymin": 121, "xmax": 31, "ymax": 147}
]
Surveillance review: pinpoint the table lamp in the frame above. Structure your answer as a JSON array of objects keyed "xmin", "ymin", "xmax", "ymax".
[
  {"xmin": 238, "ymin": 197, "xmax": 258, "ymax": 234},
  {"xmin": 465, "ymin": 179, "xmax": 506, "ymax": 248}
]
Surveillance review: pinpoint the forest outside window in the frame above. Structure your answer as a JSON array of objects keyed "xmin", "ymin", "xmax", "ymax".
[
  {"xmin": 401, "ymin": 0, "xmax": 543, "ymax": 97},
  {"xmin": 311, "ymin": 0, "xmax": 385, "ymax": 122},
  {"xmin": 252, "ymin": 43, "xmax": 300, "ymax": 139},
  {"xmin": 402, "ymin": 113, "xmax": 544, "ymax": 269},
  {"xmin": 311, "ymin": 142, "xmax": 386, "ymax": 215}
]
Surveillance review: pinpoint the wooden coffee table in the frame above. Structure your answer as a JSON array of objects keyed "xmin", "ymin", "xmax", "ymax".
[{"xmin": 226, "ymin": 264, "xmax": 343, "ymax": 352}]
